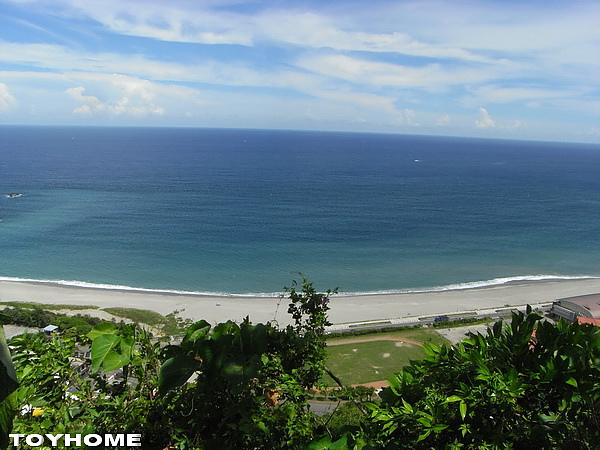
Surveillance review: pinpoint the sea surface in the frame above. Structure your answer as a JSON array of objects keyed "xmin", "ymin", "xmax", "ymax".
[{"xmin": 1, "ymin": 126, "xmax": 599, "ymax": 296}]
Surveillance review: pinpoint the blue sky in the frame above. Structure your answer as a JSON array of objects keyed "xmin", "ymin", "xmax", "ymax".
[{"xmin": 1, "ymin": 0, "xmax": 599, "ymax": 142}]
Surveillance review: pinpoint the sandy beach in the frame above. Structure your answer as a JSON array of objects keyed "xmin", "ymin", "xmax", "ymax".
[{"xmin": 2, "ymin": 278, "xmax": 600, "ymax": 327}]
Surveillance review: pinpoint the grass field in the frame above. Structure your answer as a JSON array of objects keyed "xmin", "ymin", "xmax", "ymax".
[
  {"xmin": 324, "ymin": 328, "xmax": 448, "ymax": 386},
  {"xmin": 0, "ymin": 301, "xmax": 98, "ymax": 311}
]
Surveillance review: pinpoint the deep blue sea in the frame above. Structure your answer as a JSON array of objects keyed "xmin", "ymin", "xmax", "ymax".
[{"xmin": 1, "ymin": 126, "xmax": 599, "ymax": 295}]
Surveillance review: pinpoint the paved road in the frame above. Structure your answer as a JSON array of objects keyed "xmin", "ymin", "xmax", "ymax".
[{"xmin": 308, "ymin": 400, "xmax": 341, "ymax": 416}]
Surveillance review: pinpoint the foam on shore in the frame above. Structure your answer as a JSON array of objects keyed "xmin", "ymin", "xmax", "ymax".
[
  {"xmin": 1, "ymin": 274, "xmax": 599, "ymax": 298},
  {"xmin": 2, "ymin": 276, "xmax": 600, "ymax": 327}
]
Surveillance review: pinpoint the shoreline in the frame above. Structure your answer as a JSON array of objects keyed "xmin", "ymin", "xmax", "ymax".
[{"xmin": 2, "ymin": 278, "xmax": 600, "ymax": 327}]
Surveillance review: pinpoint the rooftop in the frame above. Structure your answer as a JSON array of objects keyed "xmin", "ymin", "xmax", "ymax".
[{"xmin": 556, "ymin": 294, "xmax": 600, "ymax": 317}]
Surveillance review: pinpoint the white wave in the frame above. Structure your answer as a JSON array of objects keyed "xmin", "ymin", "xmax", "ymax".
[
  {"xmin": 336, "ymin": 274, "xmax": 600, "ymax": 296},
  {"xmin": 1, "ymin": 274, "xmax": 599, "ymax": 298},
  {"xmin": 0, "ymin": 276, "xmax": 282, "ymax": 298}
]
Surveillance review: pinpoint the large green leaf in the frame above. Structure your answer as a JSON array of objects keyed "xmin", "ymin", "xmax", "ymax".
[
  {"xmin": 101, "ymin": 351, "xmax": 130, "ymax": 372},
  {"xmin": 211, "ymin": 321, "xmax": 239, "ymax": 339},
  {"xmin": 87, "ymin": 322, "xmax": 117, "ymax": 340},
  {"xmin": 239, "ymin": 322, "xmax": 268, "ymax": 355},
  {"xmin": 91, "ymin": 334, "xmax": 121, "ymax": 372},
  {"xmin": 0, "ymin": 326, "xmax": 18, "ymax": 403},
  {"xmin": 222, "ymin": 354, "xmax": 262, "ymax": 393},
  {"xmin": 119, "ymin": 336, "xmax": 135, "ymax": 360},
  {"xmin": 0, "ymin": 391, "xmax": 17, "ymax": 450},
  {"xmin": 0, "ymin": 327, "xmax": 18, "ymax": 450},
  {"xmin": 184, "ymin": 320, "xmax": 211, "ymax": 346},
  {"xmin": 158, "ymin": 355, "xmax": 201, "ymax": 393}
]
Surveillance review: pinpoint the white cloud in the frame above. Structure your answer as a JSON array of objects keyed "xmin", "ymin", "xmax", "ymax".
[
  {"xmin": 314, "ymin": 90, "xmax": 397, "ymax": 112},
  {"xmin": 436, "ymin": 114, "xmax": 450, "ymax": 126},
  {"xmin": 0, "ymin": 83, "xmax": 16, "ymax": 111},
  {"xmin": 294, "ymin": 54, "xmax": 515, "ymax": 93},
  {"xmin": 0, "ymin": 41, "xmax": 326, "ymax": 93},
  {"xmin": 65, "ymin": 76, "xmax": 169, "ymax": 116},
  {"xmin": 394, "ymin": 108, "xmax": 419, "ymax": 127},
  {"xmin": 507, "ymin": 120, "xmax": 523, "ymax": 130},
  {"xmin": 464, "ymin": 85, "xmax": 578, "ymax": 105},
  {"xmin": 255, "ymin": 11, "xmax": 492, "ymax": 63},
  {"xmin": 475, "ymin": 107, "xmax": 496, "ymax": 128},
  {"xmin": 4, "ymin": 1, "xmax": 492, "ymax": 62}
]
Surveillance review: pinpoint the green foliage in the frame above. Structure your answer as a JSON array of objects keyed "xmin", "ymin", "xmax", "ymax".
[
  {"xmin": 0, "ymin": 327, "xmax": 18, "ymax": 404},
  {"xmin": 0, "ymin": 301, "xmax": 97, "ymax": 311},
  {"xmin": 0, "ymin": 326, "xmax": 18, "ymax": 450},
  {"xmin": 283, "ymin": 277, "xmax": 337, "ymax": 388},
  {"xmin": 9, "ymin": 322, "xmax": 164, "ymax": 442},
  {"xmin": 0, "ymin": 306, "xmax": 102, "ymax": 334},
  {"xmin": 6, "ymin": 278, "xmax": 335, "ymax": 449},
  {"xmin": 9, "ymin": 332, "xmax": 91, "ymax": 437},
  {"xmin": 155, "ymin": 277, "xmax": 336, "ymax": 448},
  {"xmin": 88, "ymin": 322, "xmax": 134, "ymax": 372},
  {"xmin": 317, "ymin": 402, "xmax": 367, "ymax": 442},
  {"xmin": 362, "ymin": 308, "xmax": 600, "ymax": 449},
  {"xmin": 430, "ymin": 316, "xmax": 493, "ymax": 328},
  {"xmin": 0, "ymin": 304, "xmax": 192, "ymax": 336},
  {"xmin": 325, "ymin": 317, "xmax": 492, "ymax": 338}
]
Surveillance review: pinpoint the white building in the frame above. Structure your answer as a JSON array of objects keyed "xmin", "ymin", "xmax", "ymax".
[{"xmin": 551, "ymin": 294, "xmax": 600, "ymax": 321}]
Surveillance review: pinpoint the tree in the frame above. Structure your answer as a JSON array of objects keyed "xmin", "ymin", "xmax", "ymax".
[{"xmin": 156, "ymin": 277, "xmax": 335, "ymax": 448}]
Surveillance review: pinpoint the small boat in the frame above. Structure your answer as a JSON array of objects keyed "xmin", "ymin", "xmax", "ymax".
[{"xmin": 5, "ymin": 193, "xmax": 22, "ymax": 198}]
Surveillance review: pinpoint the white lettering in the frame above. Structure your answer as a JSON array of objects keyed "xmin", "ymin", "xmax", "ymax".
[
  {"xmin": 104, "ymin": 434, "xmax": 125, "ymax": 446},
  {"xmin": 64, "ymin": 434, "xmax": 81, "ymax": 446},
  {"xmin": 26, "ymin": 434, "xmax": 44, "ymax": 446},
  {"xmin": 9, "ymin": 433, "xmax": 141, "ymax": 447},
  {"xmin": 127, "ymin": 434, "xmax": 142, "ymax": 447},
  {"xmin": 84, "ymin": 434, "xmax": 103, "ymax": 446},
  {"xmin": 9, "ymin": 435, "xmax": 25, "ymax": 446},
  {"xmin": 46, "ymin": 434, "xmax": 64, "ymax": 446}
]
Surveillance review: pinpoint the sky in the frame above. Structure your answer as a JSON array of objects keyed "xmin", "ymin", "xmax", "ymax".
[{"xmin": 0, "ymin": 0, "xmax": 599, "ymax": 142}]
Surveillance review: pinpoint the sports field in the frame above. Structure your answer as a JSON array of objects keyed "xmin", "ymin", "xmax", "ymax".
[{"xmin": 324, "ymin": 328, "xmax": 448, "ymax": 386}]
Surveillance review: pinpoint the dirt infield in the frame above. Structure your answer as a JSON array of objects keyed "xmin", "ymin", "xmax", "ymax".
[{"xmin": 327, "ymin": 335, "xmax": 423, "ymax": 347}]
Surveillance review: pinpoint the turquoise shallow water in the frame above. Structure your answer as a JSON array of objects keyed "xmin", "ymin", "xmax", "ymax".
[{"xmin": 1, "ymin": 126, "xmax": 599, "ymax": 295}]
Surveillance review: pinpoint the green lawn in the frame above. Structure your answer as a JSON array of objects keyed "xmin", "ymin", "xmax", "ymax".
[
  {"xmin": 324, "ymin": 328, "xmax": 448, "ymax": 386},
  {"xmin": 0, "ymin": 301, "xmax": 98, "ymax": 311}
]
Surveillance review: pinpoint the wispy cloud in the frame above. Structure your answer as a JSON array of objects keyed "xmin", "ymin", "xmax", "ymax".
[
  {"xmin": 1, "ymin": 0, "xmax": 599, "ymax": 141},
  {"xmin": 0, "ymin": 83, "xmax": 16, "ymax": 111}
]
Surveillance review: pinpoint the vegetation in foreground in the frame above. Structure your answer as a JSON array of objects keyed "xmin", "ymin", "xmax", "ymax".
[{"xmin": 0, "ymin": 279, "xmax": 598, "ymax": 449}]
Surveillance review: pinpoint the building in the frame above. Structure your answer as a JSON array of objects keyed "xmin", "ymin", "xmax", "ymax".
[{"xmin": 551, "ymin": 294, "xmax": 600, "ymax": 322}]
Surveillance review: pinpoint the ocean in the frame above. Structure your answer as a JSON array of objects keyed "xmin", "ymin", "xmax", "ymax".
[{"xmin": 1, "ymin": 126, "xmax": 599, "ymax": 296}]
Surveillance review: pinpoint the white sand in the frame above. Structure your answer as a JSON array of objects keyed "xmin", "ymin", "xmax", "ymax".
[{"xmin": 1, "ymin": 278, "xmax": 600, "ymax": 327}]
